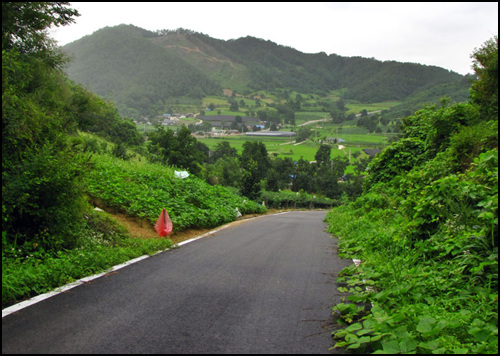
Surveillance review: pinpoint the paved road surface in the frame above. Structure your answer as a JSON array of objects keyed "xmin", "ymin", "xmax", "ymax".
[{"xmin": 2, "ymin": 211, "xmax": 352, "ymax": 354}]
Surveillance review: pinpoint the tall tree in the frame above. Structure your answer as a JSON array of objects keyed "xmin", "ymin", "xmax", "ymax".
[
  {"xmin": 2, "ymin": 2, "xmax": 85, "ymax": 250},
  {"xmin": 315, "ymin": 151, "xmax": 348, "ymax": 199},
  {"xmin": 292, "ymin": 158, "xmax": 315, "ymax": 193},
  {"xmin": 266, "ymin": 157, "xmax": 295, "ymax": 191},
  {"xmin": 314, "ymin": 145, "xmax": 331, "ymax": 166},
  {"xmin": 470, "ymin": 35, "xmax": 498, "ymax": 121},
  {"xmin": 212, "ymin": 141, "xmax": 238, "ymax": 162},
  {"xmin": 240, "ymin": 159, "xmax": 261, "ymax": 201},
  {"xmin": 2, "ymin": 2, "xmax": 78, "ymax": 64},
  {"xmin": 240, "ymin": 141, "xmax": 270, "ymax": 181},
  {"xmin": 147, "ymin": 126, "xmax": 205, "ymax": 176},
  {"xmin": 230, "ymin": 101, "xmax": 239, "ymax": 112}
]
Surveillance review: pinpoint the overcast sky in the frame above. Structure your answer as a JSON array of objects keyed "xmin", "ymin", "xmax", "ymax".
[{"xmin": 49, "ymin": 2, "xmax": 498, "ymax": 75}]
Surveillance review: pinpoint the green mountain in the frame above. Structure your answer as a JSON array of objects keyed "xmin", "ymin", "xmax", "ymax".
[
  {"xmin": 384, "ymin": 75, "xmax": 473, "ymax": 119},
  {"xmin": 62, "ymin": 26, "xmax": 221, "ymax": 118},
  {"xmin": 62, "ymin": 25, "xmax": 467, "ymax": 119}
]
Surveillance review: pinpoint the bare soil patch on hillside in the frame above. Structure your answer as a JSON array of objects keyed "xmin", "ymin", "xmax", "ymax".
[{"xmin": 105, "ymin": 208, "xmax": 292, "ymax": 246}]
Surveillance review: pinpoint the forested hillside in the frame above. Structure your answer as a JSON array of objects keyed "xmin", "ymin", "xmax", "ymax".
[
  {"xmin": 63, "ymin": 25, "xmax": 221, "ymax": 119},
  {"xmin": 383, "ymin": 75, "xmax": 473, "ymax": 119},
  {"xmin": 62, "ymin": 25, "xmax": 467, "ymax": 119},
  {"xmin": 327, "ymin": 36, "xmax": 498, "ymax": 354}
]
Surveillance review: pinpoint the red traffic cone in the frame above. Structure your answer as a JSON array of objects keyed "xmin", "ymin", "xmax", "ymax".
[{"xmin": 155, "ymin": 208, "xmax": 173, "ymax": 237}]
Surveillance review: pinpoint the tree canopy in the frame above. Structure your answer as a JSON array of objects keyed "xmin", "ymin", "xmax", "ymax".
[
  {"xmin": 2, "ymin": 3, "xmax": 142, "ymax": 251},
  {"xmin": 470, "ymin": 35, "xmax": 498, "ymax": 121},
  {"xmin": 2, "ymin": 2, "xmax": 78, "ymax": 65},
  {"xmin": 147, "ymin": 126, "xmax": 206, "ymax": 175}
]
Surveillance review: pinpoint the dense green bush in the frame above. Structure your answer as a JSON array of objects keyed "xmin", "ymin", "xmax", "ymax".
[
  {"xmin": 261, "ymin": 190, "xmax": 338, "ymax": 209},
  {"xmin": 326, "ymin": 36, "xmax": 498, "ymax": 354},
  {"xmin": 2, "ymin": 45, "xmax": 89, "ymax": 252},
  {"xmin": 363, "ymin": 137, "xmax": 426, "ymax": 190},
  {"xmin": 147, "ymin": 125, "xmax": 208, "ymax": 176},
  {"xmin": 327, "ymin": 150, "xmax": 498, "ymax": 354},
  {"xmin": 83, "ymin": 153, "xmax": 266, "ymax": 232},
  {"xmin": 69, "ymin": 83, "xmax": 144, "ymax": 147}
]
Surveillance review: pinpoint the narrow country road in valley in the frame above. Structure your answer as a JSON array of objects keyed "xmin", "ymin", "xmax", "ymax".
[{"xmin": 2, "ymin": 211, "xmax": 352, "ymax": 354}]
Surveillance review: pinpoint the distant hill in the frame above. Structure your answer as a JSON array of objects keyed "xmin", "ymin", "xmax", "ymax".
[
  {"xmin": 62, "ymin": 26, "xmax": 221, "ymax": 118},
  {"xmin": 383, "ymin": 74, "xmax": 473, "ymax": 119},
  {"xmin": 62, "ymin": 25, "xmax": 468, "ymax": 119}
]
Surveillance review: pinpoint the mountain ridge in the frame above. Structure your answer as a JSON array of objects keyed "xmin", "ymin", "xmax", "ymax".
[{"xmin": 62, "ymin": 25, "xmax": 467, "ymax": 119}]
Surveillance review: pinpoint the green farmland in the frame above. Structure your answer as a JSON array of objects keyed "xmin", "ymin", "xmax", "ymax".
[
  {"xmin": 136, "ymin": 90, "xmax": 400, "ymax": 166},
  {"xmin": 199, "ymin": 135, "xmax": 321, "ymax": 161},
  {"xmin": 198, "ymin": 132, "xmax": 379, "ymax": 163}
]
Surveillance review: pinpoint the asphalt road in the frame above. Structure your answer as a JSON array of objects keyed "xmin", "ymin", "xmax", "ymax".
[{"xmin": 2, "ymin": 211, "xmax": 352, "ymax": 354}]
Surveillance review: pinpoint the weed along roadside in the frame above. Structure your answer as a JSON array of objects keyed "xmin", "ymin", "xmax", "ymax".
[
  {"xmin": 323, "ymin": 37, "xmax": 498, "ymax": 352},
  {"xmin": 326, "ymin": 155, "xmax": 498, "ymax": 353},
  {"xmin": 93, "ymin": 201, "xmax": 294, "ymax": 245},
  {"xmin": 109, "ymin": 207, "xmax": 301, "ymax": 246},
  {"xmin": 2, "ymin": 209, "xmax": 289, "ymax": 318},
  {"xmin": 2, "ymin": 151, "xmax": 267, "ymax": 310}
]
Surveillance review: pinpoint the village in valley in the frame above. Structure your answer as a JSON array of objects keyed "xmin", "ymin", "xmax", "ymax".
[{"xmin": 132, "ymin": 90, "xmax": 387, "ymax": 164}]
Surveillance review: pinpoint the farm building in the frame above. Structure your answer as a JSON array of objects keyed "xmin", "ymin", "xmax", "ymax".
[
  {"xmin": 326, "ymin": 137, "xmax": 346, "ymax": 143},
  {"xmin": 160, "ymin": 117, "xmax": 179, "ymax": 125},
  {"xmin": 198, "ymin": 115, "xmax": 262, "ymax": 128},
  {"xmin": 363, "ymin": 149, "xmax": 382, "ymax": 157}
]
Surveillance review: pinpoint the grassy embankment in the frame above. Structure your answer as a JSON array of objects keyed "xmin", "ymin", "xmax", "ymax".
[
  {"xmin": 325, "ymin": 102, "xmax": 498, "ymax": 353},
  {"xmin": 2, "ymin": 143, "xmax": 266, "ymax": 309}
]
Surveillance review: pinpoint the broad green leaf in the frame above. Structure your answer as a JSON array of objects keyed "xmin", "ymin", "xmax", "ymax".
[
  {"xmin": 419, "ymin": 315, "xmax": 436, "ymax": 324},
  {"xmin": 416, "ymin": 316, "xmax": 435, "ymax": 334},
  {"xmin": 453, "ymin": 348, "xmax": 470, "ymax": 354},
  {"xmin": 432, "ymin": 347, "xmax": 447, "ymax": 354},
  {"xmin": 363, "ymin": 318, "xmax": 378, "ymax": 329},
  {"xmin": 331, "ymin": 341, "xmax": 347, "ymax": 348},
  {"xmin": 357, "ymin": 328, "xmax": 373, "ymax": 336},
  {"xmin": 345, "ymin": 333, "xmax": 359, "ymax": 344},
  {"xmin": 346, "ymin": 322, "xmax": 363, "ymax": 332},
  {"xmin": 399, "ymin": 338, "xmax": 417, "ymax": 353},
  {"xmin": 469, "ymin": 327, "xmax": 491, "ymax": 342},
  {"xmin": 418, "ymin": 340, "xmax": 440, "ymax": 350},
  {"xmin": 382, "ymin": 340, "xmax": 401, "ymax": 354},
  {"xmin": 346, "ymin": 343, "xmax": 361, "ymax": 349},
  {"xmin": 358, "ymin": 336, "xmax": 371, "ymax": 344}
]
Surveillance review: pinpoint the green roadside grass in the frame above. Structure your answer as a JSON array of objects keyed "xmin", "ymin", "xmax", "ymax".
[
  {"xmin": 3, "ymin": 151, "xmax": 267, "ymax": 309},
  {"xmin": 2, "ymin": 210, "xmax": 174, "ymax": 309}
]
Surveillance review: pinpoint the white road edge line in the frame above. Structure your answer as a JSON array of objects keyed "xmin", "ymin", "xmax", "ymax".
[{"xmin": 2, "ymin": 212, "xmax": 290, "ymax": 318}]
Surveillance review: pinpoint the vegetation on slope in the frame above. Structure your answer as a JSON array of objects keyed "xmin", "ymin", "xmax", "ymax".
[
  {"xmin": 1, "ymin": 3, "xmax": 264, "ymax": 308},
  {"xmin": 62, "ymin": 26, "xmax": 467, "ymax": 119},
  {"xmin": 1, "ymin": 2, "xmax": 170, "ymax": 308},
  {"xmin": 83, "ymin": 151, "xmax": 266, "ymax": 232},
  {"xmin": 63, "ymin": 25, "xmax": 221, "ymax": 118},
  {"xmin": 326, "ymin": 36, "xmax": 498, "ymax": 354}
]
